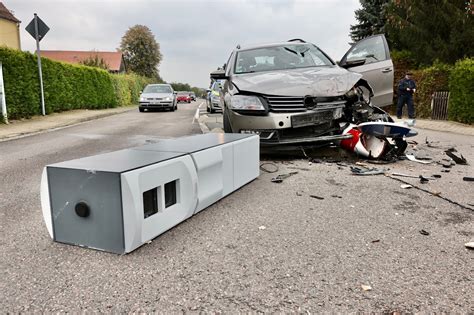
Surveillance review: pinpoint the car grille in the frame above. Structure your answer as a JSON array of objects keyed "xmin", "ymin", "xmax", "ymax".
[
  {"xmin": 146, "ymin": 98, "xmax": 163, "ymax": 101},
  {"xmin": 263, "ymin": 95, "xmax": 346, "ymax": 113}
]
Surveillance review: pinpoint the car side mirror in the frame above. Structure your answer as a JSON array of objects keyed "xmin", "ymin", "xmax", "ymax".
[
  {"xmin": 340, "ymin": 58, "xmax": 366, "ymax": 69},
  {"xmin": 210, "ymin": 70, "xmax": 228, "ymax": 80}
]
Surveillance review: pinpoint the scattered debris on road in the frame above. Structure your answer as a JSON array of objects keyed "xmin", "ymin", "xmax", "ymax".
[
  {"xmin": 260, "ymin": 162, "xmax": 279, "ymax": 173},
  {"xmin": 309, "ymin": 195, "xmax": 324, "ymax": 200},
  {"xmin": 406, "ymin": 154, "xmax": 433, "ymax": 164},
  {"xmin": 419, "ymin": 229, "xmax": 430, "ymax": 236},
  {"xmin": 400, "ymin": 184, "xmax": 413, "ymax": 189},
  {"xmin": 361, "ymin": 284, "xmax": 372, "ymax": 291},
  {"xmin": 271, "ymin": 171, "xmax": 298, "ymax": 183},
  {"xmin": 465, "ymin": 242, "xmax": 474, "ymax": 250},
  {"xmin": 445, "ymin": 149, "xmax": 468, "ymax": 165},
  {"xmin": 462, "ymin": 176, "xmax": 474, "ymax": 182},
  {"xmin": 350, "ymin": 166, "xmax": 386, "ymax": 175},
  {"xmin": 258, "ymin": 225, "xmax": 266, "ymax": 230}
]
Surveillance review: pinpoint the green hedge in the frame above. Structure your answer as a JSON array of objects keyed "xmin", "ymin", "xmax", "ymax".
[
  {"xmin": 411, "ymin": 62, "xmax": 451, "ymax": 118},
  {"xmin": 448, "ymin": 58, "xmax": 474, "ymax": 124},
  {"xmin": 0, "ymin": 47, "xmax": 151, "ymax": 120}
]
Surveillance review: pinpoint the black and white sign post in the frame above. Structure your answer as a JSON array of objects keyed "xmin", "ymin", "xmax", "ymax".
[{"xmin": 25, "ymin": 14, "xmax": 49, "ymax": 116}]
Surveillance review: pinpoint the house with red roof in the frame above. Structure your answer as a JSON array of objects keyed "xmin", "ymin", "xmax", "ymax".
[{"xmin": 41, "ymin": 50, "xmax": 126, "ymax": 73}]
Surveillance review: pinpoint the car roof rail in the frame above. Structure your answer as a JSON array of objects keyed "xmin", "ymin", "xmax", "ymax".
[{"xmin": 287, "ymin": 38, "xmax": 306, "ymax": 43}]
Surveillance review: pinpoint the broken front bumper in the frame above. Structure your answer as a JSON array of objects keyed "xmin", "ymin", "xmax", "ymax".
[{"xmin": 229, "ymin": 105, "xmax": 348, "ymax": 145}]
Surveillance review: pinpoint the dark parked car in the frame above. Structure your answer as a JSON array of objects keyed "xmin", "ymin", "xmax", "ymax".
[
  {"xmin": 211, "ymin": 36, "xmax": 394, "ymax": 147},
  {"xmin": 139, "ymin": 84, "xmax": 177, "ymax": 112}
]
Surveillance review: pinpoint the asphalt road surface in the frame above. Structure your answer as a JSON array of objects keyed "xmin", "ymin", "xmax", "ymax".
[{"xmin": 1, "ymin": 104, "xmax": 472, "ymax": 312}]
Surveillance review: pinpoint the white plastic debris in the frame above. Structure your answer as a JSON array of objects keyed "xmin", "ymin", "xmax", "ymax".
[
  {"xmin": 465, "ymin": 242, "xmax": 474, "ymax": 249},
  {"xmin": 258, "ymin": 226, "xmax": 266, "ymax": 230},
  {"xmin": 400, "ymin": 184, "xmax": 413, "ymax": 189},
  {"xmin": 361, "ymin": 284, "xmax": 372, "ymax": 291}
]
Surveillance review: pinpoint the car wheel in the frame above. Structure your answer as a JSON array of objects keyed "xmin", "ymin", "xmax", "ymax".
[
  {"xmin": 139, "ymin": 107, "xmax": 145, "ymax": 112},
  {"xmin": 210, "ymin": 107, "xmax": 215, "ymax": 114},
  {"xmin": 206, "ymin": 106, "xmax": 210, "ymax": 113},
  {"xmin": 170, "ymin": 106, "xmax": 175, "ymax": 112},
  {"xmin": 223, "ymin": 109, "xmax": 232, "ymax": 133}
]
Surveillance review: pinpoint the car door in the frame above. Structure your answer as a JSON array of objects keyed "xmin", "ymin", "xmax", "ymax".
[{"xmin": 339, "ymin": 34, "xmax": 393, "ymax": 107}]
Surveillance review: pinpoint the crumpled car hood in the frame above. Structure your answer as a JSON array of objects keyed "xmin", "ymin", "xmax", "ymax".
[{"xmin": 232, "ymin": 66, "xmax": 362, "ymax": 97}]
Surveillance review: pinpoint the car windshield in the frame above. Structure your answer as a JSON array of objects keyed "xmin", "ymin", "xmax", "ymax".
[
  {"xmin": 143, "ymin": 85, "xmax": 172, "ymax": 93},
  {"xmin": 234, "ymin": 44, "xmax": 333, "ymax": 74}
]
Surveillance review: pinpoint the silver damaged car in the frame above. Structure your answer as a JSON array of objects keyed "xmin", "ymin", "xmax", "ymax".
[{"xmin": 211, "ymin": 35, "xmax": 394, "ymax": 147}]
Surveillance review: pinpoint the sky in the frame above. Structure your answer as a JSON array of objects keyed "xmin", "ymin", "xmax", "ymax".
[{"xmin": 7, "ymin": 0, "xmax": 361, "ymax": 88}]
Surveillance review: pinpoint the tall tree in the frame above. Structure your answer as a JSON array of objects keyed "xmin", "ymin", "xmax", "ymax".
[
  {"xmin": 350, "ymin": 0, "xmax": 391, "ymax": 42},
  {"xmin": 386, "ymin": 0, "xmax": 474, "ymax": 65},
  {"xmin": 120, "ymin": 25, "xmax": 162, "ymax": 78}
]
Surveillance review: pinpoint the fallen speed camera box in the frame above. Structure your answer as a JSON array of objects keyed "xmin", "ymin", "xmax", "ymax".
[{"xmin": 41, "ymin": 133, "xmax": 259, "ymax": 254}]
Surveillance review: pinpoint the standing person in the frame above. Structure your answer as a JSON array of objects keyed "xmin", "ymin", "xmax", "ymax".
[{"xmin": 397, "ymin": 72, "xmax": 417, "ymax": 119}]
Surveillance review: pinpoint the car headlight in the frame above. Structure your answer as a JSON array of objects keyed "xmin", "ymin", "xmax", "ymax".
[
  {"xmin": 229, "ymin": 95, "xmax": 265, "ymax": 111},
  {"xmin": 140, "ymin": 96, "xmax": 146, "ymax": 102},
  {"xmin": 164, "ymin": 96, "xmax": 172, "ymax": 101}
]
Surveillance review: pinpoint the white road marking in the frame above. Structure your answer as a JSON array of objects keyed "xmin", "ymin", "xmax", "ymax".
[{"xmin": 192, "ymin": 101, "xmax": 205, "ymax": 124}]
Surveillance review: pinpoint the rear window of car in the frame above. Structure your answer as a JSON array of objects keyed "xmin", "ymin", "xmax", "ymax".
[
  {"xmin": 177, "ymin": 92, "xmax": 188, "ymax": 95},
  {"xmin": 143, "ymin": 85, "xmax": 172, "ymax": 93},
  {"xmin": 234, "ymin": 44, "xmax": 334, "ymax": 74}
]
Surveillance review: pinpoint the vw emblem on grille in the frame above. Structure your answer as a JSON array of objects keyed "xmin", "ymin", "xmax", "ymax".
[{"xmin": 304, "ymin": 96, "xmax": 317, "ymax": 109}]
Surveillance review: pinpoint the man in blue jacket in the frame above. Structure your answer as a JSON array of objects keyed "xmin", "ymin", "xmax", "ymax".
[{"xmin": 397, "ymin": 72, "xmax": 417, "ymax": 119}]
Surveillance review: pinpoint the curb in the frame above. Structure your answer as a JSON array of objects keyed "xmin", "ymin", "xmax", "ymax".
[{"xmin": 0, "ymin": 107, "xmax": 135, "ymax": 142}]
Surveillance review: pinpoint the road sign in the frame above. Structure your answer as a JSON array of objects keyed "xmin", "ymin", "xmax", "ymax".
[
  {"xmin": 25, "ymin": 14, "xmax": 48, "ymax": 116},
  {"xmin": 25, "ymin": 15, "xmax": 49, "ymax": 41}
]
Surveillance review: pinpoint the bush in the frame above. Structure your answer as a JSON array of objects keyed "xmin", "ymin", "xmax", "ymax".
[
  {"xmin": 448, "ymin": 58, "xmax": 474, "ymax": 124},
  {"xmin": 0, "ymin": 47, "xmax": 151, "ymax": 120},
  {"xmin": 411, "ymin": 62, "xmax": 451, "ymax": 118}
]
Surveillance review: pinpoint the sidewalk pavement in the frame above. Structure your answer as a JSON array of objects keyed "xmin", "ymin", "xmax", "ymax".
[
  {"xmin": 0, "ymin": 106, "xmax": 135, "ymax": 141},
  {"xmin": 1, "ymin": 107, "xmax": 472, "ymax": 142}
]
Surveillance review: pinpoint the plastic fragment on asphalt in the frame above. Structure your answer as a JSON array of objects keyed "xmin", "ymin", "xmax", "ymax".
[
  {"xmin": 361, "ymin": 285, "xmax": 372, "ymax": 291},
  {"xmin": 465, "ymin": 242, "xmax": 474, "ymax": 249},
  {"xmin": 445, "ymin": 150, "xmax": 468, "ymax": 165},
  {"xmin": 309, "ymin": 195, "xmax": 324, "ymax": 200},
  {"xmin": 419, "ymin": 229, "xmax": 430, "ymax": 236},
  {"xmin": 258, "ymin": 226, "xmax": 266, "ymax": 230},
  {"xmin": 406, "ymin": 154, "xmax": 433, "ymax": 164},
  {"xmin": 271, "ymin": 171, "xmax": 298, "ymax": 183},
  {"xmin": 400, "ymin": 184, "xmax": 413, "ymax": 189},
  {"xmin": 463, "ymin": 177, "xmax": 474, "ymax": 182},
  {"xmin": 419, "ymin": 175, "xmax": 430, "ymax": 184},
  {"xmin": 350, "ymin": 166, "xmax": 386, "ymax": 176}
]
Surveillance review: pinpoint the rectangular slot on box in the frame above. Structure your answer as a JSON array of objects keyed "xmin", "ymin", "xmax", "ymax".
[
  {"xmin": 164, "ymin": 180, "xmax": 177, "ymax": 208},
  {"xmin": 143, "ymin": 188, "xmax": 158, "ymax": 218}
]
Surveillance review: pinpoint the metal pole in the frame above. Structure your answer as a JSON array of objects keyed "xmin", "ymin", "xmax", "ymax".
[
  {"xmin": 0, "ymin": 62, "xmax": 8, "ymax": 123},
  {"xmin": 34, "ymin": 13, "xmax": 46, "ymax": 116}
]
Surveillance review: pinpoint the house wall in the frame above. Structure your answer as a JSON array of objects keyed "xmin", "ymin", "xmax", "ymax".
[{"xmin": 0, "ymin": 19, "xmax": 20, "ymax": 50}]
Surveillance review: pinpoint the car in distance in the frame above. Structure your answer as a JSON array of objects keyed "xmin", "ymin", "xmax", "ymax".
[
  {"xmin": 189, "ymin": 92, "xmax": 196, "ymax": 101},
  {"xmin": 206, "ymin": 81, "xmax": 223, "ymax": 113},
  {"xmin": 176, "ymin": 91, "xmax": 191, "ymax": 103},
  {"xmin": 211, "ymin": 35, "xmax": 394, "ymax": 148},
  {"xmin": 139, "ymin": 84, "xmax": 177, "ymax": 112}
]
